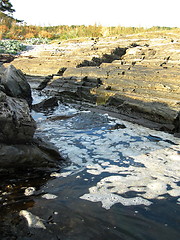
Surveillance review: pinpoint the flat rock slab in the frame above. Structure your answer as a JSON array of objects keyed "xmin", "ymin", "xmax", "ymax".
[{"xmin": 5, "ymin": 34, "xmax": 180, "ymax": 133}]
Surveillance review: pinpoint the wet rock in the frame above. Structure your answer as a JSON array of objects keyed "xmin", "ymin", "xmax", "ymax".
[
  {"xmin": 1, "ymin": 65, "xmax": 32, "ymax": 106},
  {"xmin": 32, "ymin": 97, "xmax": 58, "ymax": 112},
  {"xmin": 0, "ymin": 137, "xmax": 65, "ymax": 170},
  {"xmin": 36, "ymin": 75, "xmax": 53, "ymax": 90},
  {"xmin": 0, "ymin": 91, "xmax": 36, "ymax": 144},
  {"xmin": 47, "ymin": 114, "xmax": 77, "ymax": 121},
  {"xmin": 109, "ymin": 123, "xmax": 126, "ymax": 130}
]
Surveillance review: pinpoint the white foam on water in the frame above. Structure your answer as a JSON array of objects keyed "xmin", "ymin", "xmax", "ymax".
[
  {"xmin": 38, "ymin": 105, "xmax": 180, "ymax": 209},
  {"xmin": 42, "ymin": 194, "xmax": 58, "ymax": 200},
  {"xmin": 80, "ymin": 193, "xmax": 152, "ymax": 210},
  {"xmin": 24, "ymin": 187, "xmax": 36, "ymax": 196}
]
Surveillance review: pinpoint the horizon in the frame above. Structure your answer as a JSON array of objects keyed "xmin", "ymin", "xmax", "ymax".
[{"xmin": 10, "ymin": 0, "xmax": 180, "ymax": 28}]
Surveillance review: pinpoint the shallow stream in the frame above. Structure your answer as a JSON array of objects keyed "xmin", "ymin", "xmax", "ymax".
[{"xmin": 0, "ymin": 92, "xmax": 180, "ymax": 240}]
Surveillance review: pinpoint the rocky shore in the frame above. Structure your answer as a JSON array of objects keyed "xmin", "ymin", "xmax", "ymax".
[
  {"xmin": 0, "ymin": 64, "xmax": 65, "ymax": 172},
  {"xmin": 3, "ymin": 34, "xmax": 180, "ymax": 135}
]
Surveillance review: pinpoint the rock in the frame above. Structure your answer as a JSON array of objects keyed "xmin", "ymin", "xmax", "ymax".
[
  {"xmin": 0, "ymin": 64, "xmax": 5, "ymax": 77},
  {"xmin": 57, "ymin": 67, "xmax": 67, "ymax": 76},
  {"xmin": 76, "ymin": 47, "xmax": 127, "ymax": 67},
  {"xmin": 0, "ymin": 91, "xmax": 36, "ymax": 144},
  {"xmin": 0, "ymin": 137, "xmax": 65, "ymax": 170},
  {"xmin": 36, "ymin": 75, "xmax": 53, "ymax": 90},
  {"xmin": 7, "ymin": 36, "xmax": 180, "ymax": 135},
  {"xmin": 0, "ymin": 54, "xmax": 15, "ymax": 63},
  {"xmin": 109, "ymin": 123, "xmax": 126, "ymax": 130},
  {"xmin": 173, "ymin": 112, "xmax": 180, "ymax": 133},
  {"xmin": 1, "ymin": 65, "xmax": 32, "ymax": 106},
  {"xmin": 32, "ymin": 97, "xmax": 58, "ymax": 112},
  {"xmin": 47, "ymin": 114, "xmax": 77, "ymax": 121}
]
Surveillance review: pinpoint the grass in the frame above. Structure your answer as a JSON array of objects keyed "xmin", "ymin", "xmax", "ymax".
[
  {"xmin": 0, "ymin": 16, "xmax": 179, "ymax": 41},
  {"xmin": 0, "ymin": 18, "xmax": 179, "ymax": 55}
]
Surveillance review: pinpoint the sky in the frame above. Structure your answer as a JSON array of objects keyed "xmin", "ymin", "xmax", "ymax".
[{"xmin": 10, "ymin": 0, "xmax": 180, "ymax": 28}]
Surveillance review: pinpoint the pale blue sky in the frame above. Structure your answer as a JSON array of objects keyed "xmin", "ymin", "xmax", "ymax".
[{"xmin": 11, "ymin": 0, "xmax": 180, "ymax": 27}]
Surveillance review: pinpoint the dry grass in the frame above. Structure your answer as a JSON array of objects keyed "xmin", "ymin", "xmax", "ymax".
[{"xmin": 0, "ymin": 13, "xmax": 179, "ymax": 40}]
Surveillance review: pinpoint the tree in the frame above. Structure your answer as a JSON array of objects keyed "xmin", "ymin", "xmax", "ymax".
[{"xmin": 0, "ymin": 0, "xmax": 14, "ymax": 13}]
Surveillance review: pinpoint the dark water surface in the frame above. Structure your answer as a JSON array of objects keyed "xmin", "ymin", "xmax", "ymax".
[{"xmin": 0, "ymin": 93, "xmax": 180, "ymax": 240}]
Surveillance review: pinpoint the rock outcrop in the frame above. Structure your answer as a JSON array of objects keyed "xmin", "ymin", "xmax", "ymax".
[
  {"xmin": 0, "ymin": 65, "xmax": 65, "ymax": 171},
  {"xmin": 0, "ymin": 91, "xmax": 36, "ymax": 144},
  {"xmin": 6, "ymin": 35, "xmax": 180, "ymax": 134},
  {"xmin": 1, "ymin": 64, "xmax": 32, "ymax": 106},
  {"xmin": 32, "ymin": 96, "xmax": 58, "ymax": 112},
  {"xmin": 0, "ymin": 137, "xmax": 64, "ymax": 170}
]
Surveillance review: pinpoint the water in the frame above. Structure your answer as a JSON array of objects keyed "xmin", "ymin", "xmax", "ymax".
[{"xmin": 0, "ymin": 94, "xmax": 180, "ymax": 240}]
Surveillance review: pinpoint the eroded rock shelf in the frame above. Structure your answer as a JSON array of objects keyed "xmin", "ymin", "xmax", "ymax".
[{"xmin": 4, "ymin": 35, "xmax": 180, "ymax": 134}]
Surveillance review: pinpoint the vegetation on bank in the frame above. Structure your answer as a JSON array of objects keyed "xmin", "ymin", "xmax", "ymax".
[
  {"xmin": 0, "ymin": 11, "xmax": 179, "ymax": 40},
  {"xmin": 0, "ymin": 39, "xmax": 26, "ymax": 54},
  {"xmin": 0, "ymin": 8, "xmax": 179, "ymax": 55},
  {"xmin": 0, "ymin": 22, "xmax": 179, "ymax": 41}
]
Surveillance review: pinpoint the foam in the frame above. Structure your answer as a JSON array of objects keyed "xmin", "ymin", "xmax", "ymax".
[
  {"xmin": 42, "ymin": 194, "xmax": 58, "ymax": 200},
  {"xmin": 24, "ymin": 187, "xmax": 36, "ymax": 196},
  {"xmin": 38, "ymin": 104, "xmax": 180, "ymax": 209},
  {"xmin": 80, "ymin": 193, "xmax": 152, "ymax": 210}
]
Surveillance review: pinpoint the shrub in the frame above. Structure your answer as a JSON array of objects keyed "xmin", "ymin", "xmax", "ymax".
[{"xmin": 0, "ymin": 40, "xmax": 26, "ymax": 54}]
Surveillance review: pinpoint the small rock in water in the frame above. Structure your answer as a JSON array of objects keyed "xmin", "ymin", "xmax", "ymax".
[
  {"xmin": 19, "ymin": 210, "xmax": 46, "ymax": 229},
  {"xmin": 109, "ymin": 123, "xmax": 126, "ymax": 130}
]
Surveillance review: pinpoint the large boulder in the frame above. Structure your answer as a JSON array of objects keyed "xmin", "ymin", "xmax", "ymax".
[
  {"xmin": 0, "ymin": 91, "xmax": 36, "ymax": 144},
  {"xmin": 0, "ymin": 137, "xmax": 65, "ymax": 170},
  {"xmin": 1, "ymin": 65, "xmax": 32, "ymax": 106}
]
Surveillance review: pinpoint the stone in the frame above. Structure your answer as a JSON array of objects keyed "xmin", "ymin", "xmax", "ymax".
[
  {"xmin": 173, "ymin": 112, "xmax": 180, "ymax": 133},
  {"xmin": 36, "ymin": 75, "xmax": 53, "ymax": 90},
  {"xmin": 57, "ymin": 67, "xmax": 67, "ymax": 76},
  {"xmin": 32, "ymin": 97, "xmax": 58, "ymax": 112},
  {"xmin": 0, "ymin": 64, "xmax": 5, "ymax": 77},
  {"xmin": 0, "ymin": 91, "xmax": 36, "ymax": 144},
  {"xmin": 0, "ymin": 54, "xmax": 15, "ymax": 63},
  {"xmin": 1, "ymin": 65, "xmax": 32, "ymax": 106},
  {"xmin": 0, "ymin": 137, "xmax": 65, "ymax": 170},
  {"xmin": 109, "ymin": 123, "xmax": 126, "ymax": 130}
]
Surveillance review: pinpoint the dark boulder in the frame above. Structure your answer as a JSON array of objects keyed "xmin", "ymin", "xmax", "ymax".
[
  {"xmin": 32, "ymin": 97, "xmax": 58, "ymax": 112},
  {"xmin": 0, "ymin": 91, "xmax": 36, "ymax": 144},
  {"xmin": 36, "ymin": 75, "xmax": 53, "ymax": 90},
  {"xmin": 0, "ymin": 137, "xmax": 65, "ymax": 170},
  {"xmin": 1, "ymin": 65, "xmax": 32, "ymax": 106}
]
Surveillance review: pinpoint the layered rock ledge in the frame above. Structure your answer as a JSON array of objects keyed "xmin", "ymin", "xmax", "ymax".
[{"xmin": 5, "ymin": 35, "xmax": 180, "ymax": 134}]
